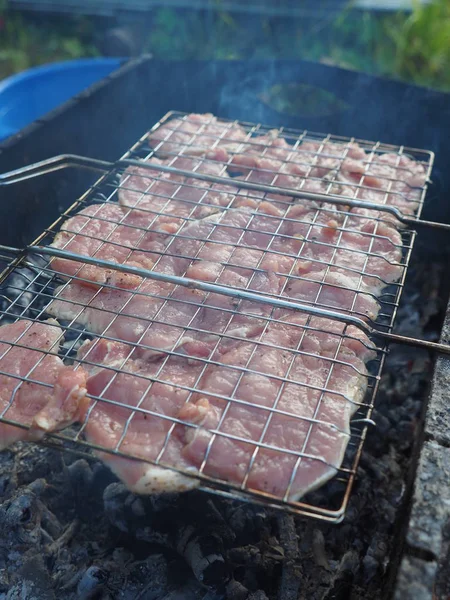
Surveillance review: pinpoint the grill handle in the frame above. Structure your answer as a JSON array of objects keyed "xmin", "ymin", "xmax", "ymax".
[
  {"xmin": 25, "ymin": 244, "xmax": 450, "ymax": 356},
  {"xmin": 1, "ymin": 154, "xmax": 450, "ymax": 231}
]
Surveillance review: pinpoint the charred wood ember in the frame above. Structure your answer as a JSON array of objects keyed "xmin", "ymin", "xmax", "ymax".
[
  {"xmin": 103, "ymin": 484, "xmax": 231, "ymax": 590},
  {"xmin": 276, "ymin": 514, "xmax": 301, "ymax": 600}
]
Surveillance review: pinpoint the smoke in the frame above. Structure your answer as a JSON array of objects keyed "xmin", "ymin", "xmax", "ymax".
[{"xmin": 217, "ymin": 59, "xmax": 282, "ymax": 127}]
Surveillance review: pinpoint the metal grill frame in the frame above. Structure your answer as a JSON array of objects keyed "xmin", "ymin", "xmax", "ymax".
[{"xmin": 0, "ymin": 111, "xmax": 435, "ymax": 522}]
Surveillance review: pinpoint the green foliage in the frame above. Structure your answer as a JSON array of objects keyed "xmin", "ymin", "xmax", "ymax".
[
  {"xmin": 0, "ymin": 11, "xmax": 99, "ymax": 80},
  {"xmin": 324, "ymin": 0, "xmax": 450, "ymax": 90},
  {"xmin": 145, "ymin": 1, "xmax": 450, "ymax": 92},
  {"xmin": 0, "ymin": 1, "xmax": 449, "ymax": 92}
]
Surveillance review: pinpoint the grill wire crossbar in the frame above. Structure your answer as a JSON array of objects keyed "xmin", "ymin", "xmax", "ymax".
[{"xmin": 0, "ymin": 111, "xmax": 434, "ymax": 522}]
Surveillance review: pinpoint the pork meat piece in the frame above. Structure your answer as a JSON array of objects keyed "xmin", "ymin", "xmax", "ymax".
[
  {"xmin": 177, "ymin": 313, "xmax": 376, "ymax": 500},
  {"xmin": 338, "ymin": 152, "xmax": 427, "ymax": 216},
  {"xmin": 77, "ymin": 337, "xmax": 202, "ymax": 494},
  {"xmin": 47, "ymin": 276, "xmax": 209, "ymax": 361},
  {"xmin": 50, "ymin": 203, "xmax": 166, "ymax": 290},
  {"xmin": 292, "ymin": 139, "xmax": 367, "ymax": 180},
  {"xmin": 231, "ymin": 132, "xmax": 426, "ymax": 219},
  {"xmin": 148, "ymin": 113, "xmax": 248, "ymax": 157},
  {"xmin": 172, "ymin": 197, "xmax": 385, "ymax": 322},
  {"xmin": 168, "ymin": 202, "xmax": 290, "ymax": 282},
  {"xmin": 229, "ymin": 135, "xmax": 366, "ymax": 204},
  {"xmin": 47, "ymin": 204, "xmax": 289, "ymax": 358},
  {"xmin": 272, "ymin": 203, "xmax": 402, "ymax": 319},
  {"xmin": 230, "ymin": 152, "xmax": 330, "ymax": 205},
  {"xmin": 0, "ymin": 318, "xmax": 88, "ymax": 449},
  {"xmin": 165, "ymin": 202, "xmax": 296, "ymax": 346},
  {"xmin": 245, "ymin": 134, "xmax": 426, "ymax": 217},
  {"xmin": 118, "ymin": 154, "xmax": 236, "ymax": 232},
  {"xmin": 74, "ymin": 313, "xmax": 375, "ymax": 500},
  {"xmin": 172, "ymin": 201, "xmax": 384, "ymax": 322}
]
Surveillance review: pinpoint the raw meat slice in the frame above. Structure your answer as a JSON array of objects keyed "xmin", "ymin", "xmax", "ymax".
[
  {"xmin": 172, "ymin": 202, "xmax": 385, "ymax": 321},
  {"xmin": 230, "ymin": 133, "xmax": 426, "ymax": 219},
  {"xmin": 176, "ymin": 313, "xmax": 376, "ymax": 500},
  {"xmin": 0, "ymin": 318, "xmax": 88, "ymax": 449},
  {"xmin": 238, "ymin": 133, "xmax": 366, "ymax": 180},
  {"xmin": 46, "ymin": 277, "xmax": 208, "ymax": 361},
  {"xmin": 273, "ymin": 204, "xmax": 403, "ymax": 317},
  {"xmin": 230, "ymin": 152, "xmax": 328, "ymax": 201},
  {"xmin": 166, "ymin": 204, "xmax": 296, "ymax": 346},
  {"xmin": 337, "ymin": 153, "xmax": 427, "ymax": 215},
  {"xmin": 282, "ymin": 270, "xmax": 380, "ymax": 320},
  {"xmin": 292, "ymin": 139, "xmax": 367, "ymax": 179},
  {"xmin": 119, "ymin": 155, "xmax": 235, "ymax": 230},
  {"xmin": 228, "ymin": 135, "xmax": 366, "ymax": 206},
  {"xmin": 75, "ymin": 313, "xmax": 375, "ymax": 500},
  {"xmin": 47, "ymin": 204, "xmax": 292, "ymax": 359},
  {"xmin": 50, "ymin": 203, "xmax": 165, "ymax": 290},
  {"xmin": 148, "ymin": 113, "xmax": 248, "ymax": 157},
  {"xmin": 168, "ymin": 205, "xmax": 288, "ymax": 283},
  {"xmin": 77, "ymin": 337, "xmax": 202, "ymax": 493}
]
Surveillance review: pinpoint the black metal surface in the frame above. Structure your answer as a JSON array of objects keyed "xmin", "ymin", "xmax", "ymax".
[
  {"xmin": 1, "ymin": 56, "xmax": 449, "ymax": 244},
  {"xmin": 0, "ymin": 57, "xmax": 450, "ymax": 246},
  {"xmin": 0, "ymin": 55, "xmax": 449, "ymax": 598}
]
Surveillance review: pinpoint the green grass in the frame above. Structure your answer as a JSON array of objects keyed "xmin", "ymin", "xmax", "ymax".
[
  {"xmin": 0, "ymin": 0, "xmax": 449, "ymax": 92},
  {"xmin": 323, "ymin": 0, "xmax": 450, "ymax": 91},
  {"xmin": 0, "ymin": 9, "xmax": 99, "ymax": 80},
  {"xmin": 145, "ymin": 0, "xmax": 450, "ymax": 92}
]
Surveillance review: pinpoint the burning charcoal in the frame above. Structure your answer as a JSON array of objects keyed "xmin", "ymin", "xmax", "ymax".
[
  {"xmin": 363, "ymin": 554, "xmax": 379, "ymax": 583},
  {"xmin": 312, "ymin": 529, "xmax": 330, "ymax": 571},
  {"xmin": 5, "ymin": 555, "xmax": 55, "ymax": 600},
  {"xmin": 40, "ymin": 505, "xmax": 63, "ymax": 541},
  {"xmin": 60, "ymin": 322, "xmax": 90, "ymax": 358},
  {"xmin": 228, "ymin": 545, "xmax": 262, "ymax": 567},
  {"xmin": 103, "ymin": 482, "xmax": 137, "ymax": 533},
  {"xmin": 176, "ymin": 525, "xmax": 230, "ymax": 590},
  {"xmin": 225, "ymin": 579, "xmax": 248, "ymax": 600},
  {"xmin": 276, "ymin": 514, "xmax": 301, "ymax": 600},
  {"xmin": 0, "ymin": 483, "xmax": 46, "ymax": 548},
  {"xmin": 225, "ymin": 503, "xmax": 269, "ymax": 543},
  {"xmin": 103, "ymin": 482, "xmax": 170, "ymax": 543},
  {"xmin": 324, "ymin": 551, "xmax": 359, "ymax": 600},
  {"xmin": 119, "ymin": 554, "xmax": 169, "ymax": 599},
  {"xmin": 0, "ymin": 473, "xmax": 12, "ymax": 498},
  {"xmin": 247, "ymin": 593, "xmax": 269, "ymax": 600},
  {"xmin": 370, "ymin": 410, "xmax": 391, "ymax": 436},
  {"xmin": 159, "ymin": 583, "xmax": 220, "ymax": 600},
  {"xmin": 0, "ymin": 255, "xmax": 52, "ymax": 322},
  {"xmin": 103, "ymin": 485, "xmax": 230, "ymax": 590},
  {"xmin": 76, "ymin": 566, "xmax": 109, "ymax": 600},
  {"xmin": 66, "ymin": 459, "xmax": 95, "ymax": 509}
]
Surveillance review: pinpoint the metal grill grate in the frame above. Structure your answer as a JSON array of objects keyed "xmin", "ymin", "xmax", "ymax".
[{"xmin": 0, "ymin": 112, "xmax": 436, "ymax": 522}]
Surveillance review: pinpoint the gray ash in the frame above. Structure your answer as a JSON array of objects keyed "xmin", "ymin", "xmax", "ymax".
[{"xmin": 0, "ymin": 251, "xmax": 446, "ymax": 600}]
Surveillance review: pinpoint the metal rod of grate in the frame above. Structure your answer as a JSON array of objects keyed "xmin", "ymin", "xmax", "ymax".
[
  {"xmin": 2, "ymin": 153, "xmax": 448, "ymax": 231},
  {"xmin": 0, "ymin": 111, "xmax": 442, "ymax": 522}
]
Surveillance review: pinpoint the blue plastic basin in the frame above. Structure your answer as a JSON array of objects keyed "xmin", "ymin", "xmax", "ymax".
[{"xmin": 0, "ymin": 58, "xmax": 124, "ymax": 142}]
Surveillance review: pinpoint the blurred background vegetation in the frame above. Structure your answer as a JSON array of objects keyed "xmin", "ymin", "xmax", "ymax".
[{"xmin": 0, "ymin": 0, "xmax": 449, "ymax": 91}]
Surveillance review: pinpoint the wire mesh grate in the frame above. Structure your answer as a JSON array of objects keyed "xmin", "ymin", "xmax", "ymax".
[{"xmin": 0, "ymin": 111, "xmax": 435, "ymax": 521}]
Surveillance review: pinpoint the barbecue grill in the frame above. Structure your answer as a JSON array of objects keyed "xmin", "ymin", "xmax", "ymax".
[
  {"xmin": 0, "ymin": 108, "xmax": 446, "ymax": 523},
  {"xmin": 1, "ymin": 57, "xmax": 449, "ymax": 599}
]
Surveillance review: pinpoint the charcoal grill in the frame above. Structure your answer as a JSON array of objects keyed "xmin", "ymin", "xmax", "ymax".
[
  {"xmin": 0, "ymin": 109, "xmax": 448, "ymax": 525},
  {"xmin": 1, "ymin": 58, "xmax": 450, "ymax": 599}
]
